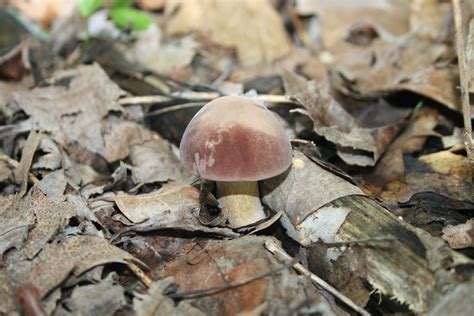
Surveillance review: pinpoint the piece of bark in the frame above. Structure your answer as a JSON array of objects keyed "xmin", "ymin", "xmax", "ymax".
[{"xmin": 304, "ymin": 195, "xmax": 472, "ymax": 314}]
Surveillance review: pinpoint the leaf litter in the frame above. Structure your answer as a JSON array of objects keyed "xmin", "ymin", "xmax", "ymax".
[{"xmin": 0, "ymin": 1, "xmax": 473, "ymax": 315}]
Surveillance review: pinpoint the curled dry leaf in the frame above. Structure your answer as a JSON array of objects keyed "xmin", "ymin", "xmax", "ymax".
[
  {"xmin": 8, "ymin": 235, "xmax": 143, "ymax": 298},
  {"xmin": 166, "ymin": 0, "xmax": 292, "ymax": 66},
  {"xmin": 442, "ymin": 218, "xmax": 474, "ymax": 249},
  {"xmin": 114, "ymin": 184, "xmax": 238, "ymax": 238},
  {"xmin": 331, "ymin": 34, "xmax": 461, "ymax": 113},
  {"xmin": 285, "ymin": 71, "xmax": 410, "ymax": 166},
  {"xmin": 261, "ymin": 151, "xmax": 363, "ymax": 244}
]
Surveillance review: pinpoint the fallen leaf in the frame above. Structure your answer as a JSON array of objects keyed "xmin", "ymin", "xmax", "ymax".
[
  {"xmin": 285, "ymin": 71, "xmax": 410, "ymax": 166},
  {"xmin": 379, "ymin": 151, "xmax": 474, "ymax": 203},
  {"xmin": 0, "ymin": 269, "xmax": 16, "ymax": 314},
  {"xmin": 1, "ymin": 190, "xmax": 75, "ymax": 259},
  {"xmin": 129, "ymin": 136, "xmax": 188, "ymax": 185},
  {"xmin": 160, "ymin": 236, "xmax": 342, "ymax": 315},
  {"xmin": 331, "ymin": 34, "xmax": 461, "ymax": 113},
  {"xmin": 65, "ymin": 272, "xmax": 126, "ymax": 316},
  {"xmin": 14, "ymin": 64, "xmax": 127, "ymax": 161},
  {"xmin": 409, "ymin": 0, "xmax": 452, "ymax": 39},
  {"xmin": 36, "ymin": 169, "xmax": 67, "ymax": 198},
  {"xmin": 295, "ymin": 0, "xmax": 410, "ymax": 47},
  {"xmin": 166, "ymin": 0, "xmax": 292, "ymax": 66},
  {"xmin": 114, "ymin": 184, "xmax": 239, "ymax": 238},
  {"xmin": 133, "ymin": 277, "xmax": 205, "ymax": 316},
  {"xmin": 261, "ymin": 151, "xmax": 363, "ymax": 244},
  {"xmin": 9, "ymin": 235, "xmax": 143, "ymax": 298}
]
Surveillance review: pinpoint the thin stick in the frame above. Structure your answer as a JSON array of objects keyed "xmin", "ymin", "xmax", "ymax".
[
  {"xmin": 119, "ymin": 93, "xmax": 296, "ymax": 106},
  {"xmin": 127, "ymin": 262, "xmax": 152, "ymax": 288},
  {"xmin": 264, "ymin": 239, "xmax": 370, "ymax": 316},
  {"xmin": 167, "ymin": 260, "xmax": 296, "ymax": 300}
]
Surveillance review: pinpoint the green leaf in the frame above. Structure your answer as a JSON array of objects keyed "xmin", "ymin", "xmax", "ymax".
[
  {"xmin": 109, "ymin": 7, "xmax": 153, "ymax": 31},
  {"xmin": 111, "ymin": 0, "xmax": 133, "ymax": 8},
  {"xmin": 77, "ymin": 0, "xmax": 103, "ymax": 17}
]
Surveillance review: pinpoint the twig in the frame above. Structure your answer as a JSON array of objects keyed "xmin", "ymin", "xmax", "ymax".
[
  {"xmin": 127, "ymin": 261, "xmax": 152, "ymax": 288},
  {"xmin": 264, "ymin": 239, "xmax": 370, "ymax": 316},
  {"xmin": 167, "ymin": 259, "xmax": 296, "ymax": 300},
  {"xmin": 119, "ymin": 93, "xmax": 296, "ymax": 106}
]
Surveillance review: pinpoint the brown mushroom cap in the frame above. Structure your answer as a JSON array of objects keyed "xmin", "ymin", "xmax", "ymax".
[{"xmin": 179, "ymin": 95, "xmax": 292, "ymax": 181}]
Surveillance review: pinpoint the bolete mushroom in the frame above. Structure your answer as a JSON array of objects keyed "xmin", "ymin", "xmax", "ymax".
[{"xmin": 179, "ymin": 95, "xmax": 292, "ymax": 227}]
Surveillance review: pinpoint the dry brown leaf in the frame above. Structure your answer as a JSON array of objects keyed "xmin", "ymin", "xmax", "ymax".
[
  {"xmin": 0, "ymin": 269, "xmax": 16, "ymax": 314},
  {"xmin": 133, "ymin": 277, "xmax": 205, "ymax": 316},
  {"xmin": 9, "ymin": 0, "xmax": 76, "ymax": 27},
  {"xmin": 65, "ymin": 273, "xmax": 126, "ymax": 315},
  {"xmin": 36, "ymin": 169, "xmax": 67, "ymax": 198},
  {"xmin": 166, "ymin": 0, "xmax": 292, "ymax": 66},
  {"xmin": 1, "ymin": 190, "xmax": 75, "ymax": 259},
  {"xmin": 379, "ymin": 151, "xmax": 474, "ymax": 203},
  {"xmin": 9, "ymin": 235, "xmax": 142, "ymax": 298},
  {"xmin": 129, "ymin": 136, "xmax": 188, "ymax": 185},
  {"xmin": 331, "ymin": 34, "xmax": 461, "ymax": 113},
  {"xmin": 261, "ymin": 151, "xmax": 363, "ymax": 244},
  {"xmin": 14, "ymin": 64, "xmax": 126, "ymax": 161},
  {"xmin": 362, "ymin": 107, "xmax": 440, "ymax": 194},
  {"xmin": 160, "ymin": 236, "xmax": 343, "ymax": 315},
  {"xmin": 409, "ymin": 0, "xmax": 452, "ymax": 39},
  {"xmin": 295, "ymin": 0, "xmax": 410, "ymax": 47},
  {"xmin": 285, "ymin": 71, "xmax": 410, "ymax": 166},
  {"xmin": 114, "ymin": 185, "xmax": 238, "ymax": 238}
]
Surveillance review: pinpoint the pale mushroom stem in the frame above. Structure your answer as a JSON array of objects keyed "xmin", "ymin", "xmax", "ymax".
[{"xmin": 216, "ymin": 181, "xmax": 266, "ymax": 227}]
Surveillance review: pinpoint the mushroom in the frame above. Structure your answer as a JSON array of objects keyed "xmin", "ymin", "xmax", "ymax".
[{"xmin": 179, "ymin": 95, "xmax": 292, "ymax": 227}]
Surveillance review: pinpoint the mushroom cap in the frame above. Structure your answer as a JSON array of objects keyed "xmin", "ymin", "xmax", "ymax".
[{"xmin": 179, "ymin": 96, "xmax": 293, "ymax": 181}]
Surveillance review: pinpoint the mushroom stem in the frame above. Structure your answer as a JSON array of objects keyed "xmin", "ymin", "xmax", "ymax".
[{"xmin": 216, "ymin": 181, "xmax": 266, "ymax": 227}]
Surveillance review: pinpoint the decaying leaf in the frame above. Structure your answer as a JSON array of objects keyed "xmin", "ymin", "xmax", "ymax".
[
  {"xmin": 160, "ymin": 236, "xmax": 344, "ymax": 315},
  {"xmin": 331, "ymin": 34, "xmax": 461, "ymax": 113},
  {"xmin": 35, "ymin": 169, "xmax": 67, "ymax": 198},
  {"xmin": 442, "ymin": 218, "xmax": 474, "ymax": 249},
  {"xmin": 114, "ymin": 184, "xmax": 238, "ymax": 238},
  {"xmin": 166, "ymin": 0, "xmax": 292, "ymax": 66},
  {"xmin": 409, "ymin": 0, "xmax": 452, "ymax": 39},
  {"xmin": 0, "ymin": 269, "xmax": 16, "ymax": 314},
  {"xmin": 1, "ymin": 190, "xmax": 75, "ymax": 259},
  {"xmin": 9, "ymin": 235, "xmax": 143, "ymax": 298},
  {"xmin": 14, "ymin": 64, "xmax": 127, "ymax": 162},
  {"xmin": 285, "ymin": 71, "xmax": 410, "ymax": 166},
  {"xmin": 261, "ymin": 151, "xmax": 363, "ymax": 244},
  {"xmin": 133, "ymin": 277, "xmax": 205, "ymax": 316},
  {"xmin": 65, "ymin": 273, "xmax": 126, "ymax": 316},
  {"xmin": 129, "ymin": 136, "xmax": 188, "ymax": 185},
  {"xmin": 296, "ymin": 0, "xmax": 410, "ymax": 46},
  {"xmin": 378, "ymin": 150, "xmax": 474, "ymax": 203}
]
